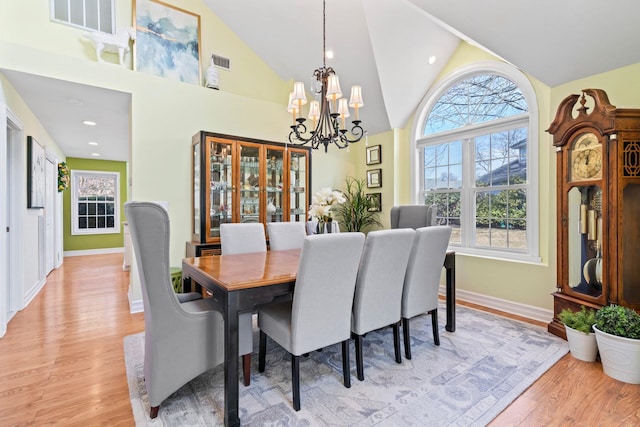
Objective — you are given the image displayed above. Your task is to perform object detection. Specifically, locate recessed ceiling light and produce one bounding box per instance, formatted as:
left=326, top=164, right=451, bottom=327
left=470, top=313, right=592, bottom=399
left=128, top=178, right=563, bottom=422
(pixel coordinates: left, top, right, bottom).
left=83, top=120, right=97, bottom=126
left=88, top=141, right=99, bottom=146
left=428, top=56, right=437, bottom=65
left=91, top=153, right=100, bottom=157
left=325, top=50, right=334, bottom=59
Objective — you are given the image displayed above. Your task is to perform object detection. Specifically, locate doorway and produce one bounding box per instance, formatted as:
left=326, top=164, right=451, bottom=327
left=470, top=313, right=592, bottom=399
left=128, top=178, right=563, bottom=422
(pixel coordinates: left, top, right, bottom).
left=1, top=107, right=24, bottom=336
left=45, top=156, right=55, bottom=275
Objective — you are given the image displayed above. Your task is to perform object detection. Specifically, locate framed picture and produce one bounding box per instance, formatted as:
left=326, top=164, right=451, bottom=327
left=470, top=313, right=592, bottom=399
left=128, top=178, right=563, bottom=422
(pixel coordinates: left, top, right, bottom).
left=366, top=193, right=381, bottom=212
left=366, top=144, right=381, bottom=165
left=134, top=0, right=201, bottom=85
left=367, top=168, right=382, bottom=188
left=27, top=136, right=45, bottom=208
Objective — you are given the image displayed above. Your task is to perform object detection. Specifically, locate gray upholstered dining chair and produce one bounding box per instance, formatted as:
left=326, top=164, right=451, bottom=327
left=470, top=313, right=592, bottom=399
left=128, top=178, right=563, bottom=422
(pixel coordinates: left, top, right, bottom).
left=401, top=225, right=452, bottom=359
left=257, top=232, right=365, bottom=411
left=219, top=222, right=267, bottom=386
left=125, top=202, right=231, bottom=419
left=390, top=204, right=438, bottom=229
left=220, top=222, right=267, bottom=255
left=351, top=228, right=415, bottom=381
left=267, top=221, right=306, bottom=251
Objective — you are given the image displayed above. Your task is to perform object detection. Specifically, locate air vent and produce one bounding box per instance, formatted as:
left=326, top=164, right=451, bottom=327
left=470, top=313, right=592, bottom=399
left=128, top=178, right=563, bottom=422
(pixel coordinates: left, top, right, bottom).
left=211, top=54, right=231, bottom=70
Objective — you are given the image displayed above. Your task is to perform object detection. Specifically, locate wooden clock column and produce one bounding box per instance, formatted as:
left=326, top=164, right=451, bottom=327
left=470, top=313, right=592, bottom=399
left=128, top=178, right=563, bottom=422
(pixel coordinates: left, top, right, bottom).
left=547, top=89, right=640, bottom=338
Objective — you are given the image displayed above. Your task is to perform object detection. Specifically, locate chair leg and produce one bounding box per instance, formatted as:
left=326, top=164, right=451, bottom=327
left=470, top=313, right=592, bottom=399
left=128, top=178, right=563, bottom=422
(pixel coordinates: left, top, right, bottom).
left=242, top=354, right=251, bottom=386
left=150, top=406, right=159, bottom=419
left=402, top=317, right=412, bottom=360
left=342, top=339, right=351, bottom=388
left=354, top=334, right=364, bottom=381
left=258, top=330, right=267, bottom=373
left=392, top=321, right=402, bottom=364
left=292, top=354, right=301, bottom=411
left=431, top=308, right=440, bottom=346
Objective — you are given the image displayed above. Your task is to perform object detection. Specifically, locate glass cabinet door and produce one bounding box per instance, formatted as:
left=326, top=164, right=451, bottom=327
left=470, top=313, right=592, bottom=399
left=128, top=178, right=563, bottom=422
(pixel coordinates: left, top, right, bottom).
left=238, top=143, right=261, bottom=224
left=265, top=147, right=285, bottom=223
left=289, top=149, right=308, bottom=222
left=208, top=139, right=234, bottom=238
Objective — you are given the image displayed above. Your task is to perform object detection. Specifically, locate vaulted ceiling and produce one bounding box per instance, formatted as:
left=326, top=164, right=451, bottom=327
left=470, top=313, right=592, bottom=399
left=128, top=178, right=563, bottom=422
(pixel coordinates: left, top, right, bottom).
left=4, top=0, right=640, bottom=161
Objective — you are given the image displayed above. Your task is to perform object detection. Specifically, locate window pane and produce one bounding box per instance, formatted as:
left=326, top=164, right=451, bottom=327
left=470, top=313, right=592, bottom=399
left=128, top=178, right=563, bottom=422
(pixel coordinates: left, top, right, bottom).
left=449, top=164, right=462, bottom=189
left=54, top=0, right=69, bottom=21
left=449, top=140, right=462, bottom=164
left=99, top=0, right=113, bottom=32
left=107, top=216, right=115, bottom=228
left=85, top=0, right=99, bottom=30
left=98, top=217, right=106, bottom=228
left=424, top=166, right=436, bottom=190
left=424, top=75, right=527, bottom=135
left=79, top=217, right=87, bottom=229
left=70, top=0, right=84, bottom=26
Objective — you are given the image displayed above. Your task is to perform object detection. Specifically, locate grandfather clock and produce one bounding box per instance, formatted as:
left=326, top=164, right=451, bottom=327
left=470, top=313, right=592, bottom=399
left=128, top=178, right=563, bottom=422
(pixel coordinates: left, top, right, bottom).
left=547, top=89, right=640, bottom=338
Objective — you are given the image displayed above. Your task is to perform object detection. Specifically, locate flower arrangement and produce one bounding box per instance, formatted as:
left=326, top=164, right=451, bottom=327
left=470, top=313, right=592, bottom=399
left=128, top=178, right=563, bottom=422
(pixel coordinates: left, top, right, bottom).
left=308, top=187, right=346, bottom=226
left=58, top=162, right=70, bottom=192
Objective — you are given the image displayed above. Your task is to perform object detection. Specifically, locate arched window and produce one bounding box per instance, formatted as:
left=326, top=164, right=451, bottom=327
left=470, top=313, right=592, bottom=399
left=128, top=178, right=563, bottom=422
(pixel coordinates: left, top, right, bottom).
left=412, top=62, right=539, bottom=261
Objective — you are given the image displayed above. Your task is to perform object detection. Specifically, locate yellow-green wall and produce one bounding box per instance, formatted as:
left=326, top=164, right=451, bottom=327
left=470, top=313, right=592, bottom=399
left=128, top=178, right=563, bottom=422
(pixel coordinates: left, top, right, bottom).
left=63, top=158, right=128, bottom=251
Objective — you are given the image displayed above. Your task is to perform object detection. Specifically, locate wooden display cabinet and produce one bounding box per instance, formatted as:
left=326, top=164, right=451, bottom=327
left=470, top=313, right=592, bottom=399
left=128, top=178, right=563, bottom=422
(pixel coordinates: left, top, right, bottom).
left=547, top=89, right=640, bottom=338
left=188, top=131, right=311, bottom=256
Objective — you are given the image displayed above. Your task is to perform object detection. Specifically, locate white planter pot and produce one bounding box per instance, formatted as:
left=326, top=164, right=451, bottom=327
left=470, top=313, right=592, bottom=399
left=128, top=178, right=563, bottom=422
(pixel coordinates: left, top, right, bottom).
left=564, top=325, right=598, bottom=362
left=593, top=325, right=640, bottom=384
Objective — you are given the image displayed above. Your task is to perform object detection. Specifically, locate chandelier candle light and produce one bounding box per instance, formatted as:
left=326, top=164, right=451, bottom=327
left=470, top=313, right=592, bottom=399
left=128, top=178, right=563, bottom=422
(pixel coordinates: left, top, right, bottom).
left=288, top=0, right=366, bottom=152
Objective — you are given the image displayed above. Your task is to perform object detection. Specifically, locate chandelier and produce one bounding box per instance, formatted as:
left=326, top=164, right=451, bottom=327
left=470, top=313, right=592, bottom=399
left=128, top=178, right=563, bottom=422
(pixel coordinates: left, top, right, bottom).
left=287, top=0, right=366, bottom=152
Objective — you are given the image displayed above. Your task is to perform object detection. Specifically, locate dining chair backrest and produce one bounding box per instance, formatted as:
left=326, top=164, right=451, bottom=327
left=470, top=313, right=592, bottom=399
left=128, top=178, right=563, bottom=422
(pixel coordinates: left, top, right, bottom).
left=390, top=204, right=438, bottom=229
left=267, top=222, right=307, bottom=251
left=220, top=222, right=267, bottom=255
left=125, top=202, right=190, bottom=327
left=352, top=228, right=415, bottom=335
left=401, top=226, right=452, bottom=319
left=290, top=232, right=365, bottom=355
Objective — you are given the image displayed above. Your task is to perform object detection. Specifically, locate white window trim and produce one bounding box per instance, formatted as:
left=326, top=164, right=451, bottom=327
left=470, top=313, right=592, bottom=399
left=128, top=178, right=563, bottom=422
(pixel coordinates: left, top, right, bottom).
left=411, top=61, right=540, bottom=263
left=71, top=170, right=121, bottom=235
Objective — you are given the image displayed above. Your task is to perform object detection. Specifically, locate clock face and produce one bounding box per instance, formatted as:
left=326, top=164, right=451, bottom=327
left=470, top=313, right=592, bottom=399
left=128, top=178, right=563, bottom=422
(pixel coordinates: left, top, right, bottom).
left=570, top=133, right=602, bottom=181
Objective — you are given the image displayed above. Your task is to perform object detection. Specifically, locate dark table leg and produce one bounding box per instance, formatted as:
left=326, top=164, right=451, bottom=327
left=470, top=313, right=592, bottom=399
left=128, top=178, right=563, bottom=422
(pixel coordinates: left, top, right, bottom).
left=444, top=251, right=456, bottom=332
left=224, top=292, right=240, bottom=427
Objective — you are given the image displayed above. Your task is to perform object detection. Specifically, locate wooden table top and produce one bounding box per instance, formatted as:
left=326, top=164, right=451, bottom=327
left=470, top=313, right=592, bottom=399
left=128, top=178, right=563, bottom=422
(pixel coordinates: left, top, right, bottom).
left=183, top=249, right=300, bottom=291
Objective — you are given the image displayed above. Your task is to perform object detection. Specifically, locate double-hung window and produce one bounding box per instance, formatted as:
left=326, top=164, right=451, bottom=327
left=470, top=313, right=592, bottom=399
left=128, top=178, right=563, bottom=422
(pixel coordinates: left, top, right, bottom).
left=414, top=63, right=539, bottom=261
left=71, top=170, right=120, bottom=235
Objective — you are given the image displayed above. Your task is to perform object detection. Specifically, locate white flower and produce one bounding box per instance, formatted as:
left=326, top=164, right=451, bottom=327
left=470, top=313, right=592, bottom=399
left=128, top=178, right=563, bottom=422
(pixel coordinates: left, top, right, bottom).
left=308, top=187, right=345, bottom=221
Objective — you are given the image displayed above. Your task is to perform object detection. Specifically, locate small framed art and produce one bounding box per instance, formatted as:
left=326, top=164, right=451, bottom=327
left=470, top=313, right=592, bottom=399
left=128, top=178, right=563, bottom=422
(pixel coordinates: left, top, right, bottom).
left=366, top=144, right=381, bottom=165
left=367, top=169, right=382, bottom=188
left=366, top=193, right=381, bottom=212
left=27, top=136, right=46, bottom=208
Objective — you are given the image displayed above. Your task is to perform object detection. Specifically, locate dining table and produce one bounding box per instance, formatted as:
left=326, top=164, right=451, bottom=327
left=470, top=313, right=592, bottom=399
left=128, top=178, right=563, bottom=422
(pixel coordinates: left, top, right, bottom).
left=182, top=249, right=456, bottom=427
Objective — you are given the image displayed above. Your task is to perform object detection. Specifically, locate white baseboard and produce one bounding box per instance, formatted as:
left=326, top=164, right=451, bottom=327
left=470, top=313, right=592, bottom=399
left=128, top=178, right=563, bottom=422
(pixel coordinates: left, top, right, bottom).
left=24, top=277, right=46, bottom=308
left=440, top=285, right=554, bottom=324
left=128, top=287, right=143, bottom=313
left=64, top=247, right=124, bottom=257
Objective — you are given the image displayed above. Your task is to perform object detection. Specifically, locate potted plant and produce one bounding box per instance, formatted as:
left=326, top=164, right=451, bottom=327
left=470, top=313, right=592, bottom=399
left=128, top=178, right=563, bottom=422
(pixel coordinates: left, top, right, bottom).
left=334, top=176, right=382, bottom=232
left=558, top=306, right=598, bottom=362
left=593, top=305, right=640, bottom=384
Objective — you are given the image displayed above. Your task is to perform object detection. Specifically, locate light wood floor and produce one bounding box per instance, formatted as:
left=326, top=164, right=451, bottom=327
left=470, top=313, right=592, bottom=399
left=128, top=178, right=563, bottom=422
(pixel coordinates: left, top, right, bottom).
left=1, top=254, right=638, bottom=426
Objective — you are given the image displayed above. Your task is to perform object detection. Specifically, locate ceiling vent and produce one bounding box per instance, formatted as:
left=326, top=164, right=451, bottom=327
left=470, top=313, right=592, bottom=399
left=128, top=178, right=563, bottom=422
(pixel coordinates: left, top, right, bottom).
left=211, top=54, right=231, bottom=70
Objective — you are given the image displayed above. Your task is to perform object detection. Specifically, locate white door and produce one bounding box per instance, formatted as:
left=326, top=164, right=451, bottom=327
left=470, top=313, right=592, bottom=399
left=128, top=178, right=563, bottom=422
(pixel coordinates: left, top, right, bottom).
left=45, top=157, right=55, bottom=275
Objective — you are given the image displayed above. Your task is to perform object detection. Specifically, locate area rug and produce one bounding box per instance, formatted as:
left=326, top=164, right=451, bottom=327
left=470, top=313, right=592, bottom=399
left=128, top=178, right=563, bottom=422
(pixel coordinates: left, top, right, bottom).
left=124, top=303, right=567, bottom=426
